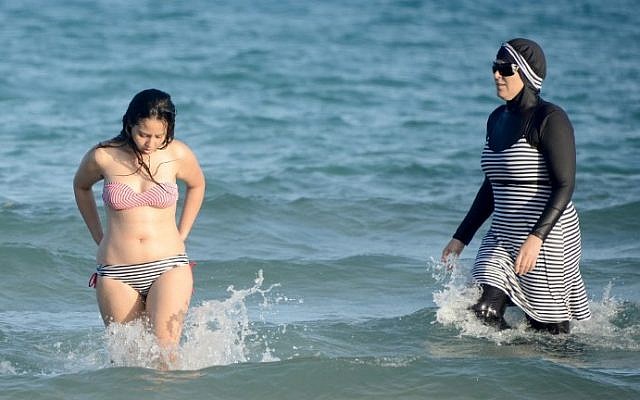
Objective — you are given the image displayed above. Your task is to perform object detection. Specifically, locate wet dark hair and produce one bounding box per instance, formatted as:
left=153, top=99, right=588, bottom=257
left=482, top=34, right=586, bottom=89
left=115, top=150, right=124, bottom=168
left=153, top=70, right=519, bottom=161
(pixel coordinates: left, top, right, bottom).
left=99, top=89, right=176, bottom=182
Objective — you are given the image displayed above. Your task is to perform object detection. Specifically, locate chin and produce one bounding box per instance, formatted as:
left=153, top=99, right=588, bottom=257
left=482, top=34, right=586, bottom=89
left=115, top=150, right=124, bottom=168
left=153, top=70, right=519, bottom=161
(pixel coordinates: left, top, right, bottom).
left=496, top=90, right=512, bottom=101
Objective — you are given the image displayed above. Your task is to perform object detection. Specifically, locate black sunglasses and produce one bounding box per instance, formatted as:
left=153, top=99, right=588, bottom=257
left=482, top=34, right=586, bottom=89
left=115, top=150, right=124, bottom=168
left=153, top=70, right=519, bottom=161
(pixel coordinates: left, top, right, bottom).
left=492, top=62, right=518, bottom=77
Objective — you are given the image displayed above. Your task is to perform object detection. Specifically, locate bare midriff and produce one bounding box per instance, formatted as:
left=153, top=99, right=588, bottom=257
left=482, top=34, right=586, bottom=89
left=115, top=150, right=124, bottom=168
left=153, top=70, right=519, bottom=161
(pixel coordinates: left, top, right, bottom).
left=98, top=205, right=185, bottom=264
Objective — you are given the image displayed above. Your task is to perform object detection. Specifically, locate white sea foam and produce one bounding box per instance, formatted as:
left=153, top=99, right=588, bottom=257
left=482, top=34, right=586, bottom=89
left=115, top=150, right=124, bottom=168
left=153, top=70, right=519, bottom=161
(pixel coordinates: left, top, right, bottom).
left=103, top=269, right=282, bottom=370
left=429, top=257, right=640, bottom=349
left=0, top=360, right=17, bottom=375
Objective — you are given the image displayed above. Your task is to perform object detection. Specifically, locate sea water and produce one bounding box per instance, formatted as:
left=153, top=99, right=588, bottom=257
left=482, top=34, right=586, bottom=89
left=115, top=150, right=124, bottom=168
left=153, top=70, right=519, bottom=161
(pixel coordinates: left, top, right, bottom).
left=1, top=0, right=639, bottom=399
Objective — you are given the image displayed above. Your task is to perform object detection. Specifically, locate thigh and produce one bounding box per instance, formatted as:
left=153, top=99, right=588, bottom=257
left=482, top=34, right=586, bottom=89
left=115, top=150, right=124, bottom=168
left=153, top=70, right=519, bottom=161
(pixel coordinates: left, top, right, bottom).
left=145, top=265, right=193, bottom=346
left=95, top=276, right=145, bottom=325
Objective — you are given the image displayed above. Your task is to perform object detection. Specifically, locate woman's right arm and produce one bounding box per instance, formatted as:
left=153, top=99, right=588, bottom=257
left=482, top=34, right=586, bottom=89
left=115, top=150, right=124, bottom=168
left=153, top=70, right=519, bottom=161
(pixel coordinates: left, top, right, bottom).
left=73, top=148, right=104, bottom=245
left=442, top=108, right=501, bottom=262
left=441, top=177, right=494, bottom=261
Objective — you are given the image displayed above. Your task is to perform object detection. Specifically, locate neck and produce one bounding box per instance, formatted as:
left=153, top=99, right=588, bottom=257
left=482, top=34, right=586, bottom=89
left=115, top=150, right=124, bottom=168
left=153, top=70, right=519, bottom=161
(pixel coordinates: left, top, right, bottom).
left=506, top=86, right=539, bottom=112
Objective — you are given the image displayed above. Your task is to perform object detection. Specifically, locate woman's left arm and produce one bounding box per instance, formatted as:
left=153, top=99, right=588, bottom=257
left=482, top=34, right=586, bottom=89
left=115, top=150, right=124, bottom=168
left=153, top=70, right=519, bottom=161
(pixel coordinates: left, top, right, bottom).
left=532, top=107, right=576, bottom=240
left=175, top=141, right=206, bottom=242
left=515, top=106, right=576, bottom=275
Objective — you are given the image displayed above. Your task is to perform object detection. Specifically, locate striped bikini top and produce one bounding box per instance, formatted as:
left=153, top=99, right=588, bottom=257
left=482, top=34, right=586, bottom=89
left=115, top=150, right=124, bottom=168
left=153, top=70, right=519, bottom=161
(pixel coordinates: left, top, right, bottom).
left=102, top=181, right=179, bottom=210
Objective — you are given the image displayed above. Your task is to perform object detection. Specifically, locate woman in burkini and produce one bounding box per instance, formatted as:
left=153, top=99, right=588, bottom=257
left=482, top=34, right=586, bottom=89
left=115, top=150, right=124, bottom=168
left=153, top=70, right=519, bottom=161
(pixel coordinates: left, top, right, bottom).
left=74, top=89, right=205, bottom=360
left=442, top=38, right=591, bottom=334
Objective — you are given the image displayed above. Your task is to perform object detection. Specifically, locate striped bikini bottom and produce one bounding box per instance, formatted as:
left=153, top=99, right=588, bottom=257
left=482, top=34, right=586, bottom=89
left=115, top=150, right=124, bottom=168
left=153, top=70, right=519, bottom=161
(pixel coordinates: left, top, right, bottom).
left=92, top=254, right=190, bottom=297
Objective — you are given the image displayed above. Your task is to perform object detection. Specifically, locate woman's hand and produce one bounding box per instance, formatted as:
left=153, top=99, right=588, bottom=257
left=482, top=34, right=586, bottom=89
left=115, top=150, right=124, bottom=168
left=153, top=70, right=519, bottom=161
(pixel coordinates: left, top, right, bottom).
left=441, top=238, right=465, bottom=267
left=514, top=234, right=543, bottom=275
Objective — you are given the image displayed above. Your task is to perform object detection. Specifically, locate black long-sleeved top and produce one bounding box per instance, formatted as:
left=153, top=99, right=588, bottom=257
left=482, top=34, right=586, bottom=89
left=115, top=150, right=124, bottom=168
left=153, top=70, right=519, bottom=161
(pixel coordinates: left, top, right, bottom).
left=453, top=87, right=577, bottom=245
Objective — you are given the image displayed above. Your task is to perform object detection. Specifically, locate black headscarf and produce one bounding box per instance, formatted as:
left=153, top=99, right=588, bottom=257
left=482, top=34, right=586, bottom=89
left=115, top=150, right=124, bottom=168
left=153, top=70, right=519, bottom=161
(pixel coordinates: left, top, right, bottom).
left=496, top=38, right=546, bottom=92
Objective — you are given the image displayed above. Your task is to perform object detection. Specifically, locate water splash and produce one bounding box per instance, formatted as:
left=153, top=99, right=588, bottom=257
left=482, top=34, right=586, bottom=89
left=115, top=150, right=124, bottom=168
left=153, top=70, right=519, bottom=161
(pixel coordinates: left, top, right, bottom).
left=0, top=360, right=17, bottom=375
left=429, top=257, right=511, bottom=341
left=180, top=269, right=281, bottom=369
left=428, top=257, right=640, bottom=349
left=571, top=282, right=640, bottom=350
left=103, top=269, right=282, bottom=370
left=429, top=256, right=478, bottom=327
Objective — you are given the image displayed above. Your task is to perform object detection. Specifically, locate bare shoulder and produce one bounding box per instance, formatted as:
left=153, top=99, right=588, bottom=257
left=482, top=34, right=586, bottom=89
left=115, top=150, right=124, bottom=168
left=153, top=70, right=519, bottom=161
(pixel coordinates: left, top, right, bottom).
left=168, top=139, right=204, bottom=183
left=167, top=139, right=195, bottom=157
left=91, top=145, right=111, bottom=164
left=166, top=139, right=200, bottom=165
left=77, top=144, right=102, bottom=168
left=75, top=144, right=109, bottom=187
left=92, top=144, right=129, bottom=168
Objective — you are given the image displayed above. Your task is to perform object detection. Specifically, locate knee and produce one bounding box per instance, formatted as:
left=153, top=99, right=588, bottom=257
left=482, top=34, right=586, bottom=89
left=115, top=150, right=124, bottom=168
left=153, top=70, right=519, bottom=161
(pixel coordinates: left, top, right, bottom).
left=526, top=316, right=570, bottom=334
left=472, top=302, right=502, bottom=320
left=471, top=285, right=510, bottom=330
left=471, top=302, right=510, bottom=330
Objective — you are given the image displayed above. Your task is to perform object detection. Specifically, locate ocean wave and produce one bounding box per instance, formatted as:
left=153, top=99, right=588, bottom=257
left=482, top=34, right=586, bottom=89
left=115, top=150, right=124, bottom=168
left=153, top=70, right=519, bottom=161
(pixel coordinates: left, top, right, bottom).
left=580, top=201, right=640, bottom=252
left=581, top=200, right=640, bottom=219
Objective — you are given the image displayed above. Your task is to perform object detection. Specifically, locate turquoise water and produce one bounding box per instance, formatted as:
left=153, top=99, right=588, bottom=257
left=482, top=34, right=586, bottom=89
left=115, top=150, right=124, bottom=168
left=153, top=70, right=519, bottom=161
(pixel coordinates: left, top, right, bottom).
left=1, top=1, right=639, bottom=399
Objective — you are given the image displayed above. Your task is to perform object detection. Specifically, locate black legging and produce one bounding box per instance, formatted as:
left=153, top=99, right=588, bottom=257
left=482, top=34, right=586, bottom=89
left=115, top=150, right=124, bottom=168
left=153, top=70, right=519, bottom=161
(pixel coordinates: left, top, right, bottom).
left=472, top=284, right=570, bottom=334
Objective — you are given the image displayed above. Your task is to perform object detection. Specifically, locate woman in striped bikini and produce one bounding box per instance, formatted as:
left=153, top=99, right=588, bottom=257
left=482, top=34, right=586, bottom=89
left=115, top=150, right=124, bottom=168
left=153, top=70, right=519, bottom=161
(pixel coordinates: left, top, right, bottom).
left=74, top=89, right=205, bottom=361
left=441, top=39, right=591, bottom=334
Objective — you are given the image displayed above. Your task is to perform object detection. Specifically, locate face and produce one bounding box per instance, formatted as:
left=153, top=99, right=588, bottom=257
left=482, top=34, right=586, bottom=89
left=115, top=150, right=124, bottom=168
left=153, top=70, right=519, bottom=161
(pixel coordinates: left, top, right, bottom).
left=493, top=62, right=524, bottom=101
left=131, top=118, right=168, bottom=154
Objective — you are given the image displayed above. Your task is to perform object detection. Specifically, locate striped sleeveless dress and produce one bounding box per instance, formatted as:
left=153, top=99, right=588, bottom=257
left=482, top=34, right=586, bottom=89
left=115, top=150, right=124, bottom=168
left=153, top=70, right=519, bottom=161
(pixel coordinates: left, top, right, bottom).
left=473, top=137, right=591, bottom=323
